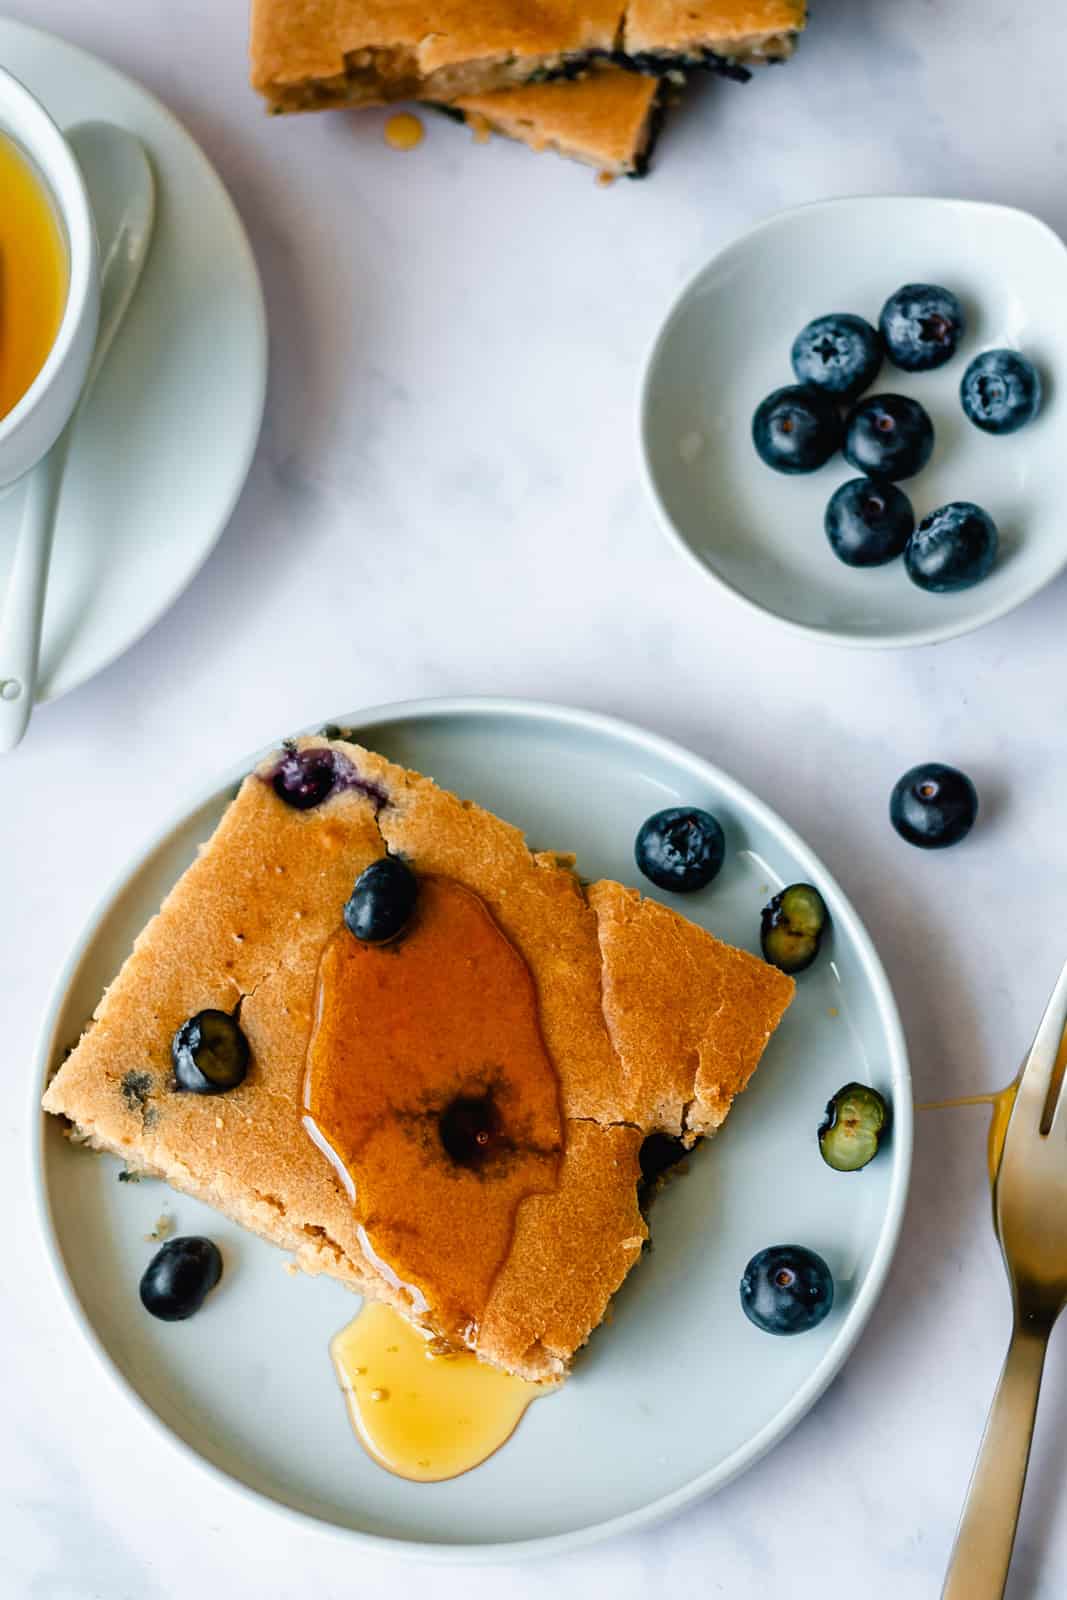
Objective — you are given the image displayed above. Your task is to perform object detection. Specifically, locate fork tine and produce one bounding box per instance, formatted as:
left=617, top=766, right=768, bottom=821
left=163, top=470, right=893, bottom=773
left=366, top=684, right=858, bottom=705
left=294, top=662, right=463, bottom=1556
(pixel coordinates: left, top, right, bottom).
left=1012, top=956, right=1067, bottom=1135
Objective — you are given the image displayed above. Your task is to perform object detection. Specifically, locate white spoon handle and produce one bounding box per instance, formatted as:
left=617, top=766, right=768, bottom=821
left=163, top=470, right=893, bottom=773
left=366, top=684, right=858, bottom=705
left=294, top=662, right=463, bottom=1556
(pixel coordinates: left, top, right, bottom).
left=0, top=429, right=71, bottom=753
left=0, top=123, right=154, bottom=752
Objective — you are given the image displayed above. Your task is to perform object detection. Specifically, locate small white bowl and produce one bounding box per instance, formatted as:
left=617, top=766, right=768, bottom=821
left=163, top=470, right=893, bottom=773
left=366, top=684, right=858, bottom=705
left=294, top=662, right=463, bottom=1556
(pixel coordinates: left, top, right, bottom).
left=0, top=66, right=98, bottom=488
left=640, top=196, right=1067, bottom=649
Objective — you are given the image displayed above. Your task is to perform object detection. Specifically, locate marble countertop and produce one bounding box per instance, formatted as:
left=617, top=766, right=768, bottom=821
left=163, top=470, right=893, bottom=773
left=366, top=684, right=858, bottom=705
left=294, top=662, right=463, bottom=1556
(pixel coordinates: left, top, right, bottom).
left=6, top=0, right=1067, bottom=1594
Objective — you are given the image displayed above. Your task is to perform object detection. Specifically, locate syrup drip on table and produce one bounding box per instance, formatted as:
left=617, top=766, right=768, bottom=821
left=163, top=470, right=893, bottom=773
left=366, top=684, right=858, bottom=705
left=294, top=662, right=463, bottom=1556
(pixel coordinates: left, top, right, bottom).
left=384, top=113, right=424, bottom=151
left=331, top=1301, right=549, bottom=1482
left=918, top=1083, right=1018, bottom=1184
left=303, top=875, right=563, bottom=1345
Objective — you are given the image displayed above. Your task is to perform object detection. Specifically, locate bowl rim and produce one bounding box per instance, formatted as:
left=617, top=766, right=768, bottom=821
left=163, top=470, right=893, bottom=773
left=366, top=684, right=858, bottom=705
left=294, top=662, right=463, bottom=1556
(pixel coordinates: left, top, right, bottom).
left=0, top=64, right=97, bottom=447
left=638, top=193, right=1067, bottom=652
left=28, top=695, right=913, bottom=1562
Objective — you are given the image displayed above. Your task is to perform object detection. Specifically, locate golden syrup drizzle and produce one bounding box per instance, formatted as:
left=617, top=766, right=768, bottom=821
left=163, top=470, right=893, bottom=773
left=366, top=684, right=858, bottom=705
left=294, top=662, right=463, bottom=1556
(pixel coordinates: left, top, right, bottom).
left=0, top=133, right=67, bottom=419
left=384, top=113, right=424, bottom=151
left=917, top=1083, right=1019, bottom=1184
left=303, top=876, right=563, bottom=1345
left=331, top=1302, right=549, bottom=1482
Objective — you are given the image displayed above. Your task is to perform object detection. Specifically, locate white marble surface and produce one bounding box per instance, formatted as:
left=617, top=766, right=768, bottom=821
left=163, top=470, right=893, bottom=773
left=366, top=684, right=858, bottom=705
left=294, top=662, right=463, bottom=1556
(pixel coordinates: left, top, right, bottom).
left=5, top=0, right=1067, bottom=1593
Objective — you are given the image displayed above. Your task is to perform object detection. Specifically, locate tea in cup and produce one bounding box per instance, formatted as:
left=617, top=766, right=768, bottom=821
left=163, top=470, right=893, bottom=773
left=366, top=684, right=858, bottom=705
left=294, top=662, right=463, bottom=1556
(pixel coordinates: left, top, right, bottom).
left=0, top=129, right=68, bottom=422
left=0, top=67, right=98, bottom=488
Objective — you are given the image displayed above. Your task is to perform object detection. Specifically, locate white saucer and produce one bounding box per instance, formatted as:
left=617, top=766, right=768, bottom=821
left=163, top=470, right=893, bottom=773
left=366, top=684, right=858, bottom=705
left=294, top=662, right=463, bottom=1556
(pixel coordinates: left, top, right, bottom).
left=32, top=699, right=911, bottom=1560
left=0, top=21, right=266, bottom=703
left=640, top=196, right=1067, bottom=649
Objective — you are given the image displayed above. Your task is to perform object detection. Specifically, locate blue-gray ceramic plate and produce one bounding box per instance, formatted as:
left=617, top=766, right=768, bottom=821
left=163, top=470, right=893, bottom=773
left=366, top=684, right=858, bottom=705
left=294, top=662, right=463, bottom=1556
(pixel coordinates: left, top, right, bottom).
left=33, top=699, right=911, bottom=1559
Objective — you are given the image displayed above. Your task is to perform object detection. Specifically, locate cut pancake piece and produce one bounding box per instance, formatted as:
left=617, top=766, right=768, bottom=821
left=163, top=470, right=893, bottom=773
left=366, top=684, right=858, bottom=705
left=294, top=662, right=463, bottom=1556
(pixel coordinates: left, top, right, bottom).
left=449, top=71, right=665, bottom=178
left=588, top=878, right=795, bottom=1134
left=250, top=0, right=624, bottom=112
left=43, top=735, right=793, bottom=1380
left=250, top=0, right=805, bottom=112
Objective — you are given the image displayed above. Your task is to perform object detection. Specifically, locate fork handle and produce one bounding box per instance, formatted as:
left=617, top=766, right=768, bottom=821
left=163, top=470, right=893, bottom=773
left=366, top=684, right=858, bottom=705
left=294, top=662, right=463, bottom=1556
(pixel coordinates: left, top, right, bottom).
left=942, top=1318, right=1050, bottom=1599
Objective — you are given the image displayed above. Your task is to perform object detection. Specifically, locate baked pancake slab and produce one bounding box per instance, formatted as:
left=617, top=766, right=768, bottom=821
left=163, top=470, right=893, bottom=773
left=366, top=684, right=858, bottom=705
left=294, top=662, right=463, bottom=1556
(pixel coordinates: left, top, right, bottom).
left=43, top=735, right=793, bottom=1380
left=251, top=0, right=806, bottom=111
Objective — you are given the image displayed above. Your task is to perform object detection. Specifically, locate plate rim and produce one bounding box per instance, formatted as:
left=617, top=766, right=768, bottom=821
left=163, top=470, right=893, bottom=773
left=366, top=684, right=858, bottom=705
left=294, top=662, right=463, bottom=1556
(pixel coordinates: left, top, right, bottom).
left=0, top=17, right=269, bottom=704
left=29, top=695, right=913, bottom=1562
left=638, top=192, right=1067, bottom=652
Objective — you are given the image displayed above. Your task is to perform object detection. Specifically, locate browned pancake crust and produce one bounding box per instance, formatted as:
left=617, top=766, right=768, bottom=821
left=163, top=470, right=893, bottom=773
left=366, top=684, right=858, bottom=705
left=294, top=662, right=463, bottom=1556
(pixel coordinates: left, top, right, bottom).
left=43, top=736, right=793, bottom=1380
left=250, top=0, right=805, bottom=111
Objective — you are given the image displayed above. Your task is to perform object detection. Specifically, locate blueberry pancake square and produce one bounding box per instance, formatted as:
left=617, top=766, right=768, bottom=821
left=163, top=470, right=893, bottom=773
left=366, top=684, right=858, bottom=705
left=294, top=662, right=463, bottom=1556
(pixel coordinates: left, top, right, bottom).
left=250, top=0, right=806, bottom=113
left=43, top=736, right=792, bottom=1381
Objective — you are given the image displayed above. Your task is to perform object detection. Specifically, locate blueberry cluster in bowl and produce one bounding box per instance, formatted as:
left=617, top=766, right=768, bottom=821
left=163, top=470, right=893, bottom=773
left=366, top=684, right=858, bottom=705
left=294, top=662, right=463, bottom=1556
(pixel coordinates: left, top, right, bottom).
left=751, top=284, right=1043, bottom=593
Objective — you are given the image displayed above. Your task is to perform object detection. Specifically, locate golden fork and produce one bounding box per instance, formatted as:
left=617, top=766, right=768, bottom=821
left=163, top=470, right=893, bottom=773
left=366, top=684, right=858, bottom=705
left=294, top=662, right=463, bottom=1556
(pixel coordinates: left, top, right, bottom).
left=942, top=959, right=1067, bottom=1598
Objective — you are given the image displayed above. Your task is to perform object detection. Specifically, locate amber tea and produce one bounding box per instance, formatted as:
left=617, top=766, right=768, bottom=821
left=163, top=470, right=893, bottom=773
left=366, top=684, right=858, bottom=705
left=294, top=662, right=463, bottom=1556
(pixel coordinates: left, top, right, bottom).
left=0, top=130, right=67, bottom=421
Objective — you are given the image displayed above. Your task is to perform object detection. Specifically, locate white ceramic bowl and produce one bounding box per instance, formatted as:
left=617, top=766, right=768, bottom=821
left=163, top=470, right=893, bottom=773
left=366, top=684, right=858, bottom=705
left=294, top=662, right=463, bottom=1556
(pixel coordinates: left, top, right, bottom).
left=640, top=196, right=1067, bottom=649
left=0, top=66, right=98, bottom=487
left=31, top=698, right=911, bottom=1559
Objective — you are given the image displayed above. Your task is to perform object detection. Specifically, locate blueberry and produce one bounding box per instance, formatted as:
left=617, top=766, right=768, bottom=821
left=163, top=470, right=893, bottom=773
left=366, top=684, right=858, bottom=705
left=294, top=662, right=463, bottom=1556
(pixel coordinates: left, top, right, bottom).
left=904, top=501, right=998, bottom=593
left=760, top=883, right=829, bottom=975
left=635, top=807, right=726, bottom=893
left=439, top=1094, right=502, bottom=1169
left=879, top=283, right=965, bottom=372
left=172, top=1010, right=250, bottom=1095
left=844, top=393, right=934, bottom=481
left=790, top=313, right=882, bottom=402
left=140, top=1237, right=223, bottom=1322
left=271, top=746, right=339, bottom=810
left=752, top=385, right=842, bottom=475
left=824, top=478, right=914, bottom=567
left=819, top=1083, right=889, bottom=1172
left=343, top=856, right=418, bottom=944
left=890, top=762, right=978, bottom=849
left=740, top=1245, right=834, bottom=1336
left=961, top=349, right=1042, bottom=434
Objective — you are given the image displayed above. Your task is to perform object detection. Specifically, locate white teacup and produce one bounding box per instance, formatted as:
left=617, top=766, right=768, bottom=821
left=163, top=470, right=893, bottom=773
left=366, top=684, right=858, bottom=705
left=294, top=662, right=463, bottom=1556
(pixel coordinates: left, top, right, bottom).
left=0, top=67, right=99, bottom=489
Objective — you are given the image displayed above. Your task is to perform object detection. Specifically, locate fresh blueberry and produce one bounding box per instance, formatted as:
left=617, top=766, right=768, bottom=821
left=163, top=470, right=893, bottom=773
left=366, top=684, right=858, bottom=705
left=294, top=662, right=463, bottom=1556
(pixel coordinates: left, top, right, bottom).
left=960, top=349, right=1042, bottom=434
left=760, top=883, right=829, bottom=975
left=140, top=1236, right=223, bottom=1322
left=790, top=313, right=882, bottom=402
left=272, top=746, right=338, bottom=810
left=172, top=1010, right=250, bottom=1095
left=819, top=1083, right=890, bottom=1172
left=635, top=807, right=726, bottom=893
left=844, top=393, right=934, bottom=480
left=879, top=283, right=965, bottom=371
left=740, top=1244, right=834, bottom=1336
left=904, top=501, right=998, bottom=593
left=752, top=385, right=842, bottom=474
left=343, top=856, right=418, bottom=944
left=824, top=478, right=914, bottom=567
left=890, top=762, right=978, bottom=849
